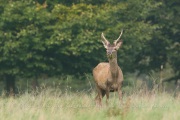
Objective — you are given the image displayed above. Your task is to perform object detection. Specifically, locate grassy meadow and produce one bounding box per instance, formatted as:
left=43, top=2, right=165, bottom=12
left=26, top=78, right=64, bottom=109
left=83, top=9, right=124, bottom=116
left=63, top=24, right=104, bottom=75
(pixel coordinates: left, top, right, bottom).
left=0, top=74, right=180, bottom=120
left=0, top=90, right=180, bottom=120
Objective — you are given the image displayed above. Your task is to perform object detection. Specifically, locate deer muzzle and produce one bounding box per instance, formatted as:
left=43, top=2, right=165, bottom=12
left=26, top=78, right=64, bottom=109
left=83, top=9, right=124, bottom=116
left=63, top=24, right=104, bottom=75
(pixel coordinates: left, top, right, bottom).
left=107, top=52, right=113, bottom=59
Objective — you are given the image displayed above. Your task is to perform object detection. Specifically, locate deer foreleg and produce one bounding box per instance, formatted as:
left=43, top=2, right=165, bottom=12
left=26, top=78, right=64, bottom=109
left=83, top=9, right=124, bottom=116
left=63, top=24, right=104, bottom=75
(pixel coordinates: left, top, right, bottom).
left=117, top=86, right=123, bottom=101
left=95, top=86, right=105, bottom=107
left=105, top=87, right=110, bottom=106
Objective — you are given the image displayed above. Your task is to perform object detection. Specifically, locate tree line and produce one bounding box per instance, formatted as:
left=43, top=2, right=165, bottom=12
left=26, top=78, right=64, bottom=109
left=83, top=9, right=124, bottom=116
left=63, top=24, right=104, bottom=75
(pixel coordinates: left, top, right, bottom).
left=0, top=0, right=179, bottom=95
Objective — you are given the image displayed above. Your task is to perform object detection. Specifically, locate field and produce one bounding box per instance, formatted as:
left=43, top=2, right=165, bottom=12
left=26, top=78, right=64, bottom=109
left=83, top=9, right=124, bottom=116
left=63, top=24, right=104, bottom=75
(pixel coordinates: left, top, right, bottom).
left=0, top=89, right=180, bottom=120
left=0, top=73, right=179, bottom=120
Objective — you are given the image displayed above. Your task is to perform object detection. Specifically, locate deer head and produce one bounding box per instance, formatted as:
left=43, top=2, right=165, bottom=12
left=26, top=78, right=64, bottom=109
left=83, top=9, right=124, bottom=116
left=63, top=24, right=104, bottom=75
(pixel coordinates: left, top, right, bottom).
left=101, top=30, right=123, bottom=60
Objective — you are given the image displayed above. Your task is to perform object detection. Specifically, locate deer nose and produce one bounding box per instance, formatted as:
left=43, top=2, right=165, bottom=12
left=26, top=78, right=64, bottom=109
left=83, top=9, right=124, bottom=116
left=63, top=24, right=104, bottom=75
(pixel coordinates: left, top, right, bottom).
left=107, top=51, right=113, bottom=55
left=107, top=51, right=113, bottom=59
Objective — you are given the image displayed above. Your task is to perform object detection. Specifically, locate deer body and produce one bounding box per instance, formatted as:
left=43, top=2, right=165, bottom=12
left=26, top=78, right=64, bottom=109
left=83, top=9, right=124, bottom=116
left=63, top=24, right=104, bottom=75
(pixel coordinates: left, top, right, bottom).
left=93, top=31, right=124, bottom=106
left=93, top=63, right=123, bottom=91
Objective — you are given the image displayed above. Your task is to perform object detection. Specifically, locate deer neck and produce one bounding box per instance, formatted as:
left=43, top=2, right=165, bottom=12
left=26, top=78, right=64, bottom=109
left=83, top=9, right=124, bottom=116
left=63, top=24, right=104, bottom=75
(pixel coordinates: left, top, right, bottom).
left=109, top=57, right=119, bottom=78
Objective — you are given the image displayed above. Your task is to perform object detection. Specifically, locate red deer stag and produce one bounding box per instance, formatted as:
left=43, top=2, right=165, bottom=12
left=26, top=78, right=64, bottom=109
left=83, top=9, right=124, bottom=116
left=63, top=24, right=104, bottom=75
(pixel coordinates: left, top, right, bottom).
left=93, top=30, right=124, bottom=106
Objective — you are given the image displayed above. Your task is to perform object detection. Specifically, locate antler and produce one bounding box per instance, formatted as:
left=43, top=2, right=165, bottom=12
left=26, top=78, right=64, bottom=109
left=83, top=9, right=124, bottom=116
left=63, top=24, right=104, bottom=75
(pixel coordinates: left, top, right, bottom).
left=114, top=30, right=123, bottom=45
left=101, top=33, right=110, bottom=45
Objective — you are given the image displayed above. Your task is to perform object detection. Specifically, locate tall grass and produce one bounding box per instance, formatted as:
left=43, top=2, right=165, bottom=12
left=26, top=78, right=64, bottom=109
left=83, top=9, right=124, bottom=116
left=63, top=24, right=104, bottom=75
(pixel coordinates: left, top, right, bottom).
left=0, top=72, right=179, bottom=120
left=0, top=88, right=180, bottom=120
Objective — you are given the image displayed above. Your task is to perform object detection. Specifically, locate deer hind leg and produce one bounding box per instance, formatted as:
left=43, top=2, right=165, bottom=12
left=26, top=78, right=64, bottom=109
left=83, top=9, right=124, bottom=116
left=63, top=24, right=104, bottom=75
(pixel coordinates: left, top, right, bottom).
left=95, top=87, right=105, bottom=107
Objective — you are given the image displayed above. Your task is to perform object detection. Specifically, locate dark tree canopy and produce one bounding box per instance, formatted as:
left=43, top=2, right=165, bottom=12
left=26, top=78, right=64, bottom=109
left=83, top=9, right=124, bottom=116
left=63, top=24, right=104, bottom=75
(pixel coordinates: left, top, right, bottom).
left=0, top=0, right=179, bottom=79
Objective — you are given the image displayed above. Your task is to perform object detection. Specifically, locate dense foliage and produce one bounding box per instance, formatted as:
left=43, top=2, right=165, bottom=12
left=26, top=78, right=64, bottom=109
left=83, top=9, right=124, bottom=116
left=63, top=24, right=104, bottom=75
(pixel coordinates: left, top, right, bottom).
left=0, top=0, right=179, bottom=82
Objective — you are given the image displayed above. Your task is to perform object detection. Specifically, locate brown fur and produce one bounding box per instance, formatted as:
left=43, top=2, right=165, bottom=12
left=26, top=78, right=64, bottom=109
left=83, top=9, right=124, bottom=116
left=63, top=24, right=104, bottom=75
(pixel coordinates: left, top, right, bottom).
left=93, top=31, right=124, bottom=106
left=93, top=62, right=123, bottom=106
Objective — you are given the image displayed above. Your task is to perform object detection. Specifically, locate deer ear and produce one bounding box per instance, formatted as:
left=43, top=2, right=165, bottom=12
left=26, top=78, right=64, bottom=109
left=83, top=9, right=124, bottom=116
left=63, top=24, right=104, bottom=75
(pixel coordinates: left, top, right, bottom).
left=115, top=41, right=122, bottom=50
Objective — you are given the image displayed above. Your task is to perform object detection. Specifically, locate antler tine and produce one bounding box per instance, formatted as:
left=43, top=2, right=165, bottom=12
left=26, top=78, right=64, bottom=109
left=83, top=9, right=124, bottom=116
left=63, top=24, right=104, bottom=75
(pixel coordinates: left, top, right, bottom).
left=114, top=30, right=123, bottom=45
left=101, top=32, right=109, bottom=44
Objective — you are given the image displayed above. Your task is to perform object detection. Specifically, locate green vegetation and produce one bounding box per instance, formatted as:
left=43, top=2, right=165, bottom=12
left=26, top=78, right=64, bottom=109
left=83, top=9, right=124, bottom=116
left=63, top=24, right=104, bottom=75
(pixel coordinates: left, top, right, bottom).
left=0, top=89, right=179, bottom=120
left=0, top=72, right=179, bottom=119
left=0, top=0, right=179, bottom=95
left=0, top=0, right=179, bottom=119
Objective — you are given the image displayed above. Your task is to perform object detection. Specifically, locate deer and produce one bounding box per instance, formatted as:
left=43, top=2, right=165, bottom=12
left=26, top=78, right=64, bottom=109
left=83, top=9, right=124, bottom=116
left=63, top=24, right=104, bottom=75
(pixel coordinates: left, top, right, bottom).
left=93, top=30, right=124, bottom=106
